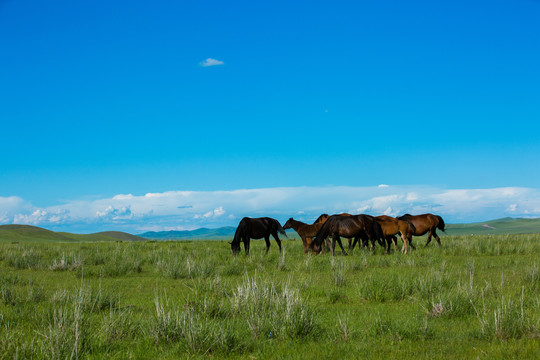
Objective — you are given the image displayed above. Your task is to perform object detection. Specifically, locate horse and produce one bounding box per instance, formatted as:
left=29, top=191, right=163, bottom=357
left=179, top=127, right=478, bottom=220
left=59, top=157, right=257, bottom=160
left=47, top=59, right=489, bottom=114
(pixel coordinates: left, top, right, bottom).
left=397, top=213, right=445, bottom=247
left=373, top=215, right=416, bottom=254
left=230, top=217, right=287, bottom=255
left=283, top=218, right=324, bottom=254
left=314, top=213, right=354, bottom=251
left=311, top=214, right=383, bottom=255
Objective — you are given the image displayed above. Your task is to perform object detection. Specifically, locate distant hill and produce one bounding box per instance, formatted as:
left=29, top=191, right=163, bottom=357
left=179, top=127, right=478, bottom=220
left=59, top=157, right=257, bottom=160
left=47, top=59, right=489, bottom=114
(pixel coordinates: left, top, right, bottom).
left=0, top=225, right=147, bottom=242
left=0, top=224, right=75, bottom=242
left=139, top=227, right=237, bottom=240
left=445, top=217, right=540, bottom=236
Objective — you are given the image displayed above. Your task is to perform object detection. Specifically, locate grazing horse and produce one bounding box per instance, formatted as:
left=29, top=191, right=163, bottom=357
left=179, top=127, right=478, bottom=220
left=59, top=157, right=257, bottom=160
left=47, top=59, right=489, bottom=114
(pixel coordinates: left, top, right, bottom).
left=314, top=213, right=354, bottom=251
left=311, top=215, right=383, bottom=255
left=283, top=218, right=323, bottom=254
left=397, top=213, right=445, bottom=247
left=374, top=215, right=416, bottom=254
left=230, top=217, right=287, bottom=255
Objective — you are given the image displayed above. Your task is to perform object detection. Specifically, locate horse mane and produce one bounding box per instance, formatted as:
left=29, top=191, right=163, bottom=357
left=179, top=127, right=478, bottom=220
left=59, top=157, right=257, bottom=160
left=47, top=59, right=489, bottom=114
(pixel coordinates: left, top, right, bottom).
left=314, top=214, right=329, bottom=223
left=312, top=215, right=337, bottom=247
left=232, top=217, right=249, bottom=246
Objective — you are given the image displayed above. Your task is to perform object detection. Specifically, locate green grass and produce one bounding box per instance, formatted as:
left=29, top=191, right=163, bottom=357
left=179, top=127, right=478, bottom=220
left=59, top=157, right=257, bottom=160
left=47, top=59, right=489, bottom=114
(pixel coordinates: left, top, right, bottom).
left=0, top=235, right=539, bottom=359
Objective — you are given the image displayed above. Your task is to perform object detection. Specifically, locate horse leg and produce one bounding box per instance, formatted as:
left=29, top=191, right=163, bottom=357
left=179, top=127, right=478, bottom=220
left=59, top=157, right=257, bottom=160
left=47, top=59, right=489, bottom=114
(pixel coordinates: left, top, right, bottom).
left=347, top=238, right=353, bottom=252
left=425, top=231, right=433, bottom=247
left=303, top=236, right=309, bottom=254
left=402, top=235, right=408, bottom=254
left=244, top=236, right=250, bottom=255
left=433, top=231, right=442, bottom=246
left=334, top=235, right=347, bottom=256
left=391, top=235, right=398, bottom=251
left=351, top=237, right=360, bottom=251
left=272, top=232, right=282, bottom=253
left=408, top=237, right=416, bottom=250
left=264, top=235, right=271, bottom=254
left=385, top=236, right=391, bottom=254
left=325, top=237, right=332, bottom=253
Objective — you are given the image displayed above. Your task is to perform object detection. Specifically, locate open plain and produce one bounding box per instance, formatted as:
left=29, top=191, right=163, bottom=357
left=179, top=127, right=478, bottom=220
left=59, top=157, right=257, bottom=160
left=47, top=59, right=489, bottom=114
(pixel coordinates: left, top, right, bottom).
left=0, top=233, right=538, bottom=359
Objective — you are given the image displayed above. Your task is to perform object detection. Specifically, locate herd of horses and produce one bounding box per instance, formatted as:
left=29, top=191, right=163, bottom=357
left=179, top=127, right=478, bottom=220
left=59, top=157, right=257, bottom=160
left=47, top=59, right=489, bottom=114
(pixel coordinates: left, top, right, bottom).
left=229, top=213, right=445, bottom=256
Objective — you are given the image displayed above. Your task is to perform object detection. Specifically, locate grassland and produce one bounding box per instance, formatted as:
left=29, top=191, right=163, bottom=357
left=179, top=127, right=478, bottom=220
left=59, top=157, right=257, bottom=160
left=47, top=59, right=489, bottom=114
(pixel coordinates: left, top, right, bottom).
left=0, top=234, right=539, bottom=359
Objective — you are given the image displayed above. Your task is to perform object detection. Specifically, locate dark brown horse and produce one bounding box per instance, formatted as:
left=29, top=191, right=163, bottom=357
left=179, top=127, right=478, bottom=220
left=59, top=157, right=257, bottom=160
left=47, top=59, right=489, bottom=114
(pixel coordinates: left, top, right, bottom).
left=374, top=215, right=416, bottom=254
left=397, top=213, right=445, bottom=247
left=283, top=218, right=323, bottom=254
left=314, top=213, right=354, bottom=251
left=311, top=214, right=383, bottom=255
left=230, top=217, right=287, bottom=255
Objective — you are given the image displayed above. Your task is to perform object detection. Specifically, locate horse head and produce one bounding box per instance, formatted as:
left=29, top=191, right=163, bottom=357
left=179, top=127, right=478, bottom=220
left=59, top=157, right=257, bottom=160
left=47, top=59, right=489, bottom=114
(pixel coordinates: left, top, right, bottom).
left=283, top=218, right=294, bottom=229
left=230, top=240, right=241, bottom=255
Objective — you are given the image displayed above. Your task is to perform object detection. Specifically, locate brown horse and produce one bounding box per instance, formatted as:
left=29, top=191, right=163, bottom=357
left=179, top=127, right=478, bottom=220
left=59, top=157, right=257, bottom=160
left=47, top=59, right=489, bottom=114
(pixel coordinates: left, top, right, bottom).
left=374, top=215, right=416, bottom=254
left=283, top=218, right=323, bottom=254
left=314, top=213, right=354, bottom=251
left=230, top=217, right=287, bottom=255
left=311, top=214, right=383, bottom=255
left=397, top=213, right=445, bottom=247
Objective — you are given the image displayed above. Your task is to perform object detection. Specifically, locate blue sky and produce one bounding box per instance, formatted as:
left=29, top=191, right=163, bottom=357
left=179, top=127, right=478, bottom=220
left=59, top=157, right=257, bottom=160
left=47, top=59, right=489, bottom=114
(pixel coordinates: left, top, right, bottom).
left=1, top=0, right=539, bottom=232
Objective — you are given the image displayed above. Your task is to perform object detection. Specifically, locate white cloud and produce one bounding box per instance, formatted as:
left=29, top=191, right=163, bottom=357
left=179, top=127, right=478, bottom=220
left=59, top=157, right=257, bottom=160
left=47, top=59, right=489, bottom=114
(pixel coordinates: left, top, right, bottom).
left=199, top=58, right=224, bottom=67
left=1, top=186, right=539, bottom=232
left=96, top=205, right=132, bottom=220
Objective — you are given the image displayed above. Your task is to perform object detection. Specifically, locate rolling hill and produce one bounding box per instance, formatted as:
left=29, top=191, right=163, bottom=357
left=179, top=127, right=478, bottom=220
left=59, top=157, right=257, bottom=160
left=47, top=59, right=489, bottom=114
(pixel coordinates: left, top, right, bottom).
left=0, top=225, right=147, bottom=242
left=444, top=217, right=540, bottom=236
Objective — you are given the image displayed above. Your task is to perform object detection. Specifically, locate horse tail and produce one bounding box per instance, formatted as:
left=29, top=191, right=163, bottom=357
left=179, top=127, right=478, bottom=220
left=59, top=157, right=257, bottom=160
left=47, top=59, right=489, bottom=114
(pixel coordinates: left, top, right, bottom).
left=436, top=216, right=446, bottom=232
left=408, top=221, right=416, bottom=234
left=371, top=217, right=385, bottom=246
left=276, top=221, right=288, bottom=237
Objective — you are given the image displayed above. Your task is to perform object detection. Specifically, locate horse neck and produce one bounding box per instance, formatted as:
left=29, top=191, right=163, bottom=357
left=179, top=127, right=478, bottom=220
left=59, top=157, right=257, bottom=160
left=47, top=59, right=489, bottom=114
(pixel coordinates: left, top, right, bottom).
left=232, top=224, right=246, bottom=244
left=288, top=219, right=306, bottom=230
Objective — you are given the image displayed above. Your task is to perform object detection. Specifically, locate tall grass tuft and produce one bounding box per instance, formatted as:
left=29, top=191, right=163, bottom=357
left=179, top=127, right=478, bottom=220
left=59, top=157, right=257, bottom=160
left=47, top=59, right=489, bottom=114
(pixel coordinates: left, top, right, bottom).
left=39, top=286, right=92, bottom=359
left=231, top=274, right=318, bottom=340
left=6, top=246, right=42, bottom=269
left=474, top=290, right=539, bottom=340
left=150, top=291, right=184, bottom=343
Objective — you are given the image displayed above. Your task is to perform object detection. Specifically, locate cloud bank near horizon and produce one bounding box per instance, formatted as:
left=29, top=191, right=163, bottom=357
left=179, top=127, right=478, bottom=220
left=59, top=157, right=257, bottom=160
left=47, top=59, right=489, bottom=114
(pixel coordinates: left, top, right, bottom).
left=1, top=185, right=539, bottom=233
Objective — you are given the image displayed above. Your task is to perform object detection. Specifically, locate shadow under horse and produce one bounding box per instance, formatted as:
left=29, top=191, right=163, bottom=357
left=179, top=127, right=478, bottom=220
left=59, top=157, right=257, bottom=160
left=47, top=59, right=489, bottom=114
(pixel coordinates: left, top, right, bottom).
left=230, top=217, right=287, bottom=255
left=397, top=213, right=445, bottom=247
left=311, top=214, right=383, bottom=255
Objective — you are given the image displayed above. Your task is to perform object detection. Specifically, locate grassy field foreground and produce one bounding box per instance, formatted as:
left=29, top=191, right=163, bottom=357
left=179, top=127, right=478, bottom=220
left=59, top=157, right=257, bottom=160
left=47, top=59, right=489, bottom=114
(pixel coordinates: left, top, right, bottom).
left=0, top=235, right=539, bottom=359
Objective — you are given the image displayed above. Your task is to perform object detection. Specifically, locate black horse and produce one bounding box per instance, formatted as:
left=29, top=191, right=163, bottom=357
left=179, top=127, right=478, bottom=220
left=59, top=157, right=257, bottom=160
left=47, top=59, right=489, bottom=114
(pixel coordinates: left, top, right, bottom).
left=311, top=214, right=383, bottom=255
left=230, top=217, right=287, bottom=255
